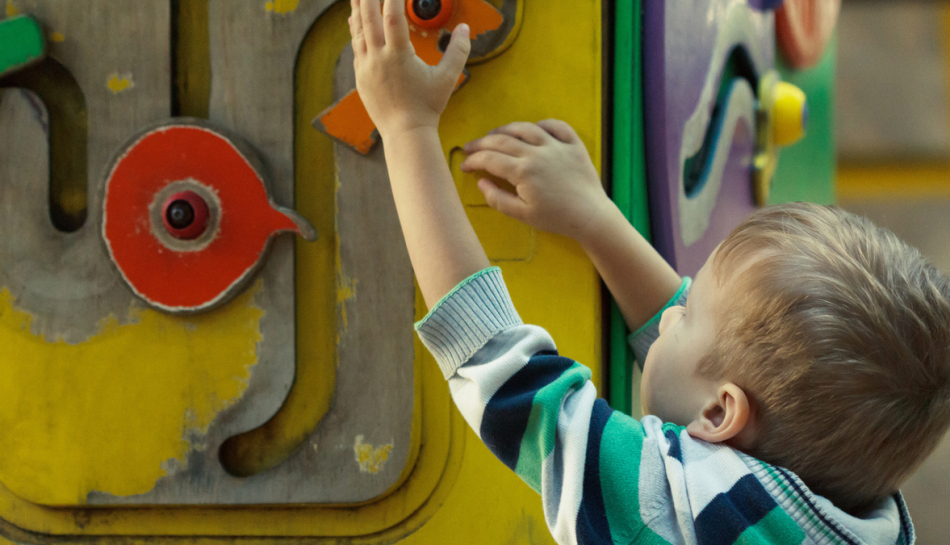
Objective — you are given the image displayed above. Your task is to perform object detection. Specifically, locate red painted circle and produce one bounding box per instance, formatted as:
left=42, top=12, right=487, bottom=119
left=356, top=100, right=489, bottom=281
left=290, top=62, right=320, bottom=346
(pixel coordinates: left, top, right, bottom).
left=776, top=0, right=840, bottom=69
left=162, top=191, right=210, bottom=240
left=103, top=124, right=297, bottom=311
left=407, top=0, right=453, bottom=29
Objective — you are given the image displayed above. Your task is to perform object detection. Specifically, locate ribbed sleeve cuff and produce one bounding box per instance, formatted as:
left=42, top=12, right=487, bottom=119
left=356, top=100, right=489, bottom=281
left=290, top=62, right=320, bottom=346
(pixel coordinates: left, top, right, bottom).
left=415, top=267, right=523, bottom=379
left=628, top=277, right=691, bottom=370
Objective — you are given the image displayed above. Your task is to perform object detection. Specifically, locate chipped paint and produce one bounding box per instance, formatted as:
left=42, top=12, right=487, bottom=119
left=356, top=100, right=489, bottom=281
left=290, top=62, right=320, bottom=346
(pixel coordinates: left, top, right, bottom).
left=50, top=31, right=64, bottom=42
left=107, top=72, right=134, bottom=94
left=0, top=281, right=265, bottom=505
left=5, top=0, right=18, bottom=16
left=353, top=435, right=393, bottom=474
left=265, top=0, right=298, bottom=14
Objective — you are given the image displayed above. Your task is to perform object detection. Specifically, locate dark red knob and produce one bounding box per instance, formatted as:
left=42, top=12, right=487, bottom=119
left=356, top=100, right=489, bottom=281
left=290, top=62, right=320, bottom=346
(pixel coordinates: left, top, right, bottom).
left=162, top=191, right=210, bottom=240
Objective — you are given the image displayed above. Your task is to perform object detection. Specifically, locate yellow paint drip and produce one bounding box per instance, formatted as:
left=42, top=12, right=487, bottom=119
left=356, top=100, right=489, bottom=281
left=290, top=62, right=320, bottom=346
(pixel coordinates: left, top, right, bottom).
left=106, top=73, right=134, bottom=94
left=354, top=435, right=393, bottom=474
left=265, top=0, right=299, bottom=14
left=336, top=270, right=356, bottom=332
left=50, top=31, right=65, bottom=43
left=0, top=282, right=265, bottom=505
left=5, top=0, right=18, bottom=16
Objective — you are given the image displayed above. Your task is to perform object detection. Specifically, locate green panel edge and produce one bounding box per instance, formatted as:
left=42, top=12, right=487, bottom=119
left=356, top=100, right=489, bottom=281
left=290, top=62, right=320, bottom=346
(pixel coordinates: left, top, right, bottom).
left=0, top=15, right=46, bottom=78
left=608, top=0, right=648, bottom=416
left=769, top=34, right=837, bottom=206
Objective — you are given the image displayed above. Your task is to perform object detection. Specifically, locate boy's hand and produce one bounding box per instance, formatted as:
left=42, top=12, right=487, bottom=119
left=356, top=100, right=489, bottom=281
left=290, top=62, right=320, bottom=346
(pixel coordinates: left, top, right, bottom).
left=460, top=120, right=611, bottom=243
left=349, top=0, right=471, bottom=139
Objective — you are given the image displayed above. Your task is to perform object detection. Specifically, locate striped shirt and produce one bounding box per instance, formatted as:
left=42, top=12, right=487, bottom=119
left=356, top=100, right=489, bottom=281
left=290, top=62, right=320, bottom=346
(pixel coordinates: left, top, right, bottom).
left=415, top=267, right=915, bottom=545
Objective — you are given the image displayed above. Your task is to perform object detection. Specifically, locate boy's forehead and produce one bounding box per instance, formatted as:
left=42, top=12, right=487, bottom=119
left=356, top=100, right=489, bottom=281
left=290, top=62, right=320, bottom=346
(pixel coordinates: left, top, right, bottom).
left=694, top=245, right=760, bottom=310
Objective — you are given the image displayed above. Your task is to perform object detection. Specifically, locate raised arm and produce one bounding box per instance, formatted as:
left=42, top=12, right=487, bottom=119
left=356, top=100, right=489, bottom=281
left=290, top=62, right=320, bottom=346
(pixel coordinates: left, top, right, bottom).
left=461, top=120, right=682, bottom=330
left=349, top=0, right=487, bottom=308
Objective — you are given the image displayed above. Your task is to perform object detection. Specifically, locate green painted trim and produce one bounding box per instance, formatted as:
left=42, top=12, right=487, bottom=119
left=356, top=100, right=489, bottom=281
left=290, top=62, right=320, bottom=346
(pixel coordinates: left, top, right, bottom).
left=609, top=0, right=648, bottom=415
left=0, top=15, right=46, bottom=79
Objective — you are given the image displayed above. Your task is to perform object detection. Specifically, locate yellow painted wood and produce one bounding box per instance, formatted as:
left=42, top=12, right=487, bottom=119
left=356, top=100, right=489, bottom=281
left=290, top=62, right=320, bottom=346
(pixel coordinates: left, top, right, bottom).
left=0, top=0, right=601, bottom=541
left=838, top=164, right=950, bottom=200
left=0, top=280, right=266, bottom=505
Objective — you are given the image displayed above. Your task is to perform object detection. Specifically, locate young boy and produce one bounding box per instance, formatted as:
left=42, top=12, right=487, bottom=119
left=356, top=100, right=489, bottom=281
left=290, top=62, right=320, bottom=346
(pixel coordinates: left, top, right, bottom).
left=348, top=0, right=950, bottom=542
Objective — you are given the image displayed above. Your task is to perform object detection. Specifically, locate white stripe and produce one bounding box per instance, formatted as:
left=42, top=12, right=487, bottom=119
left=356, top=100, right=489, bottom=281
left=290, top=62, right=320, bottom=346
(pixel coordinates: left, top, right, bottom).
left=681, top=435, right=754, bottom=513
left=547, top=381, right=597, bottom=545
left=447, top=325, right=556, bottom=438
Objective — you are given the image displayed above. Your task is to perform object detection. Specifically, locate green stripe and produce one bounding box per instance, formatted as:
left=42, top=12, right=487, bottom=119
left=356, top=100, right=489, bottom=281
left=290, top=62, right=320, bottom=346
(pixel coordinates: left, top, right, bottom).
left=757, top=461, right=843, bottom=545
left=735, top=506, right=806, bottom=545
left=600, top=413, right=671, bottom=544
left=629, top=277, right=691, bottom=340
left=514, top=362, right=590, bottom=491
left=0, top=15, right=46, bottom=78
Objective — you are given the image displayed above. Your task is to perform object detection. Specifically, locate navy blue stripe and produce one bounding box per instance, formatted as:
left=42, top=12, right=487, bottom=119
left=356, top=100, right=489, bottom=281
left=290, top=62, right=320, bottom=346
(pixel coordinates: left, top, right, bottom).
left=479, top=352, right=573, bottom=470
left=664, top=428, right=683, bottom=461
left=575, top=399, right=614, bottom=545
left=694, top=474, right=777, bottom=544
left=773, top=466, right=859, bottom=545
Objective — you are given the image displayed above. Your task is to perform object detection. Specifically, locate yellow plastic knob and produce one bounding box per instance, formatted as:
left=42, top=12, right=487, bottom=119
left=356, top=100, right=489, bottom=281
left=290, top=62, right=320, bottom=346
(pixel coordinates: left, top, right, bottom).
left=772, top=81, right=808, bottom=147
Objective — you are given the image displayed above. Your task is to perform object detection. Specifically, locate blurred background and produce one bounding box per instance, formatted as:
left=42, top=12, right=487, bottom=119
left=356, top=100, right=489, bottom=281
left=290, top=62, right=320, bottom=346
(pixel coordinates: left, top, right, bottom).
left=835, top=2, right=950, bottom=541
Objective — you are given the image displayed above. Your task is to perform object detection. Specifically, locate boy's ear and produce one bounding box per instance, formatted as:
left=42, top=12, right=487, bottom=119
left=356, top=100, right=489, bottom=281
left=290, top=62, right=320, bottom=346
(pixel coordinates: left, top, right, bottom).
left=686, top=383, right=752, bottom=444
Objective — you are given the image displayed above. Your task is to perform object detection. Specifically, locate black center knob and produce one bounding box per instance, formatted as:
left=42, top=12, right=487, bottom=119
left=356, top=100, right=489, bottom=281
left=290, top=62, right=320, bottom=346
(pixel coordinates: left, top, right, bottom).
left=166, top=200, right=195, bottom=230
left=412, top=0, right=442, bottom=20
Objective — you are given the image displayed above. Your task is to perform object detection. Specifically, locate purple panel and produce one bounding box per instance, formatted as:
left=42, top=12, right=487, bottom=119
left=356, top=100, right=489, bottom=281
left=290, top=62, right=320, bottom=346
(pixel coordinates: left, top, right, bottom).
left=678, top=121, right=756, bottom=275
left=643, top=0, right=775, bottom=277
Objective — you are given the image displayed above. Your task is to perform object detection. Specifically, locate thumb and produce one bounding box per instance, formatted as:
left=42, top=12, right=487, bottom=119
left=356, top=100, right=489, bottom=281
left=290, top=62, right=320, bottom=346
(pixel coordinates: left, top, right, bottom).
left=478, top=179, right=528, bottom=220
left=437, top=24, right=471, bottom=83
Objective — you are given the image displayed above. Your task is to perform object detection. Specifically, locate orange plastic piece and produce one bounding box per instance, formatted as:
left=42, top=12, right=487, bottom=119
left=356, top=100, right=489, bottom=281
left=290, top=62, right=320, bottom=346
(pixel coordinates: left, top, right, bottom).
left=776, top=0, right=840, bottom=69
left=318, top=90, right=378, bottom=154
left=315, top=0, right=503, bottom=154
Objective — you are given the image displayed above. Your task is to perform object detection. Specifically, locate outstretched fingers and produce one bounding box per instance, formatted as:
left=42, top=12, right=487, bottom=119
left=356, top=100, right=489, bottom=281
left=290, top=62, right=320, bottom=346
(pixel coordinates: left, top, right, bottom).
left=350, top=0, right=367, bottom=57
left=464, top=134, right=531, bottom=158
left=536, top=119, right=579, bottom=144
left=360, top=0, right=385, bottom=49
left=489, top=122, right=552, bottom=146
left=382, top=0, right=411, bottom=50
left=459, top=150, right=521, bottom=182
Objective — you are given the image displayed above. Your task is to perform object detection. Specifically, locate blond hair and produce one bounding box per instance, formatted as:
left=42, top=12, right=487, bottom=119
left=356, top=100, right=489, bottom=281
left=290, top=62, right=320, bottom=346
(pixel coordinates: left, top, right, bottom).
left=699, top=202, right=950, bottom=513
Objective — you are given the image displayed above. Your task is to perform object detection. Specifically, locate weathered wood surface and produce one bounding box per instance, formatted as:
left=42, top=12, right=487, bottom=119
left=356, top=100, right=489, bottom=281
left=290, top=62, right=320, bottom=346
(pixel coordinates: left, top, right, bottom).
left=0, top=0, right=481, bottom=507
left=97, top=2, right=414, bottom=505
left=0, top=0, right=169, bottom=344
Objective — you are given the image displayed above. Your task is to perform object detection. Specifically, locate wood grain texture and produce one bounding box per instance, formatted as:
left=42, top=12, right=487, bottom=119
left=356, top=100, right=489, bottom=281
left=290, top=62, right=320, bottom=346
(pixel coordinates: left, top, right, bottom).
left=97, top=2, right=414, bottom=505
left=0, top=0, right=169, bottom=344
